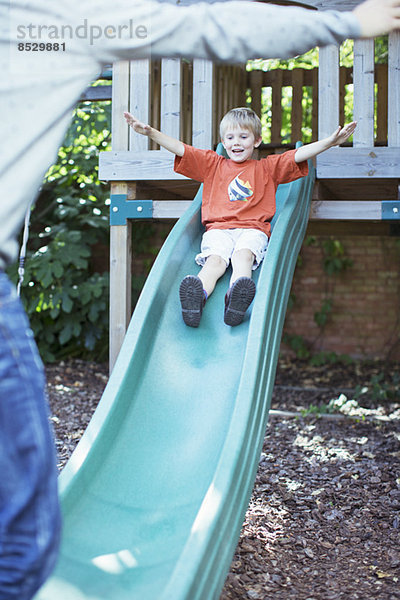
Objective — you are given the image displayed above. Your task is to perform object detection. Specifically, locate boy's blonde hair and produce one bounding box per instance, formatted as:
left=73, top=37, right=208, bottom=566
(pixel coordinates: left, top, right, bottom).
left=220, top=107, right=262, bottom=140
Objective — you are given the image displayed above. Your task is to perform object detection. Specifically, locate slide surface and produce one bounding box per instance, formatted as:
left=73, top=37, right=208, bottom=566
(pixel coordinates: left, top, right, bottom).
left=36, top=150, right=315, bottom=600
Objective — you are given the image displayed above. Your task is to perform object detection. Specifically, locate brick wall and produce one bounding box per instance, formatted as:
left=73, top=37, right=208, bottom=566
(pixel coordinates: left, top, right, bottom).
left=282, top=235, right=400, bottom=360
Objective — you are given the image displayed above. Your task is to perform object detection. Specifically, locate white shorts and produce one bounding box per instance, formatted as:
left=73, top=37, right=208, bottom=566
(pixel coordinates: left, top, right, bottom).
left=195, top=228, right=269, bottom=270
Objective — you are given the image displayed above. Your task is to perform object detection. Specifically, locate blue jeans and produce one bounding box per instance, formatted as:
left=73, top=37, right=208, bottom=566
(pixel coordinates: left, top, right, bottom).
left=0, top=273, right=61, bottom=599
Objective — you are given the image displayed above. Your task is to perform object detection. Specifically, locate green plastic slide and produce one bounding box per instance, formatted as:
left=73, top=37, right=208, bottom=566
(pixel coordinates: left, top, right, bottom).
left=35, top=148, right=315, bottom=600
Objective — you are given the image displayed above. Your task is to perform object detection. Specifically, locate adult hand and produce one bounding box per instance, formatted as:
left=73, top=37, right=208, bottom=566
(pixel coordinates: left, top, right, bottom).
left=353, top=0, right=400, bottom=38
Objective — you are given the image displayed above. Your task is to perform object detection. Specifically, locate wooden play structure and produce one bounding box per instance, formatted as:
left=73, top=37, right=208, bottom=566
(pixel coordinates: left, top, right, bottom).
left=98, top=0, right=400, bottom=369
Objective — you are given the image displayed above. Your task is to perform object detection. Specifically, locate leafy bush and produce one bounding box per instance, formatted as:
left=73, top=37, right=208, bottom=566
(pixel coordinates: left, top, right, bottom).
left=8, top=101, right=112, bottom=362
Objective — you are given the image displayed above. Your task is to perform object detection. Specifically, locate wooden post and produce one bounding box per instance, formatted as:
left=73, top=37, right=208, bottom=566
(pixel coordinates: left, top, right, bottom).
left=318, top=45, right=339, bottom=139
left=192, top=59, right=213, bottom=149
left=388, top=31, right=400, bottom=147
left=339, top=65, right=346, bottom=130
left=376, top=64, right=388, bottom=144
left=353, top=39, right=375, bottom=147
left=129, top=59, right=150, bottom=151
left=161, top=58, right=181, bottom=138
left=311, top=68, right=318, bottom=141
left=251, top=70, right=263, bottom=125
left=110, top=61, right=131, bottom=372
left=291, top=68, right=303, bottom=143
left=271, top=70, right=283, bottom=144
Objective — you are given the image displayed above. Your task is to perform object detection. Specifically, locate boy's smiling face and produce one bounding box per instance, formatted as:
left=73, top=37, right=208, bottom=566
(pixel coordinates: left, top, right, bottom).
left=221, top=126, right=262, bottom=163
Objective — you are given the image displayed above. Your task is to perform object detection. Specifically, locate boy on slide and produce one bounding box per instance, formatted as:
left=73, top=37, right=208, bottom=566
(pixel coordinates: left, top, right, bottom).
left=125, top=108, right=356, bottom=327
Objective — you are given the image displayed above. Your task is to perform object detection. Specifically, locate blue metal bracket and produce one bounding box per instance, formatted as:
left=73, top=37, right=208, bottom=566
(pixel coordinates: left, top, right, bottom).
left=382, top=201, right=400, bottom=221
left=110, top=194, right=153, bottom=225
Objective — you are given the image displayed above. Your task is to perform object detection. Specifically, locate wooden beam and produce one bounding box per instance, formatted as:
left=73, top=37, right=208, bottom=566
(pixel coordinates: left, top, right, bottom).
left=116, top=200, right=390, bottom=222
left=153, top=200, right=192, bottom=219
left=99, top=150, right=188, bottom=181
left=79, top=86, right=112, bottom=102
left=317, top=147, right=400, bottom=178
left=309, top=200, right=381, bottom=220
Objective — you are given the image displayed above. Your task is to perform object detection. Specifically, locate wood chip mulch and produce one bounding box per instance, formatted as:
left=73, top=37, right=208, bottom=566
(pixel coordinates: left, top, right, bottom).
left=46, top=357, right=400, bottom=600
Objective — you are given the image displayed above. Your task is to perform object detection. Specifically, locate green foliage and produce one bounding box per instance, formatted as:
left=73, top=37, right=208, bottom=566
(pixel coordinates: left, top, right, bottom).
left=300, top=393, right=356, bottom=418
left=321, top=239, right=353, bottom=276
left=300, top=402, right=335, bottom=418
left=354, top=372, right=400, bottom=402
left=314, top=298, right=333, bottom=329
left=283, top=334, right=311, bottom=360
left=375, top=36, right=389, bottom=64
left=309, top=351, right=352, bottom=367
left=8, top=99, right=112, bottom=362
left=284, top=236, right=353, bottom=362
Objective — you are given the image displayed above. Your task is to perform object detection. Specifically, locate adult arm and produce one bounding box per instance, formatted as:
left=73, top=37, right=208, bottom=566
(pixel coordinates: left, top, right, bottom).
left=81, top=0, right=360, bottom=65
left=80, top=0, right=400, bottom=65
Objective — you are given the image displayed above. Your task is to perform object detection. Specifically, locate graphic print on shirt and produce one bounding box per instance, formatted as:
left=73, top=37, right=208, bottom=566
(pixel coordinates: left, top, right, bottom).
left=228, top=172, right=254, bottom=202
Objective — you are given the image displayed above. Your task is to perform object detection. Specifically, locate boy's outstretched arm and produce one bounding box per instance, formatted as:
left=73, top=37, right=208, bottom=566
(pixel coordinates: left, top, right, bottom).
left=124, top=112, right=185, bottom=157
left=294, top=122, right=357, bottom=164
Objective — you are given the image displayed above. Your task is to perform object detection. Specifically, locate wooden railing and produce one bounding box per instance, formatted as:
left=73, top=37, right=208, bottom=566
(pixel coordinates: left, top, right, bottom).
left=247, top=63, right=392, bottom=147
left=318, top=35, right=399, bottom=179
left=247, top=33, right=400, bottom=180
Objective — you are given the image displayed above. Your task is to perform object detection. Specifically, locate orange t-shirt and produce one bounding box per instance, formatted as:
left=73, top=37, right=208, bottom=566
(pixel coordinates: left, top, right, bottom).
left=174, top=144, right=308, bottom=237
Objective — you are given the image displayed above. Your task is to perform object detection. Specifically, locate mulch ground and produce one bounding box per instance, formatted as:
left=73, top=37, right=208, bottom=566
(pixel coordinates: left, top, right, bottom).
left=46, top=357, right=400, bottom=600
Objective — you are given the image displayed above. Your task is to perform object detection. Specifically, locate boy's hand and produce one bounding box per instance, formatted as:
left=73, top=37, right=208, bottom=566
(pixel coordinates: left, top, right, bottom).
left=327, top=121, right=357, bottom=147
left=123, top=111, right=185, bottom=156
left=124, top=111, right=152, bottom=136
left=353, top=0, right=400, bottom=38
left=294, top=121, right=357, bottom=163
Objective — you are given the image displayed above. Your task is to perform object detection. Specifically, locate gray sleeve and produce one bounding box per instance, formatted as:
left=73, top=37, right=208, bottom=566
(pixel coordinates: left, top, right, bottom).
left=62, top=0, right=361, bottom=64
left=144, top=2, right=361, bottom=63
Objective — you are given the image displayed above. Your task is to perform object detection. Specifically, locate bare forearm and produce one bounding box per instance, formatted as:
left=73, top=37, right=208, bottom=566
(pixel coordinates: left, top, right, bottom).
left=295, top=122, right=357, bottom=163
left=124, top=111, right=186, bottom=156
left=146, top=128, right=185, bottom=156
left=294, top=138, right=332, bottom=163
